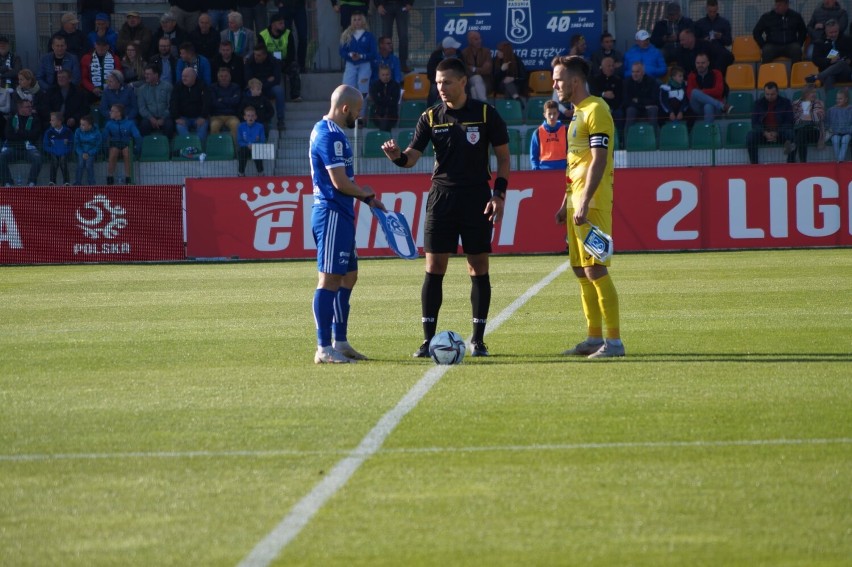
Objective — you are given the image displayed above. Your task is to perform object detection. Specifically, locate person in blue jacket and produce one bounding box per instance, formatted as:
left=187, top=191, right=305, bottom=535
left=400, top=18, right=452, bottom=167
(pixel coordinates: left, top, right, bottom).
left=43, top=111, right=73, bottom=185
left=73, top=114, right=102, bottom=185
left=99, top=70, right=137, bottom=121
left=339, top=11, right=376, bottom=123
left=237, top=105, right=266, bottom=176
left=623, top=30, right=667, bottom=80
left=176, top=41, right=212, bottom=86
left=103, top=102, right=141, bottom=184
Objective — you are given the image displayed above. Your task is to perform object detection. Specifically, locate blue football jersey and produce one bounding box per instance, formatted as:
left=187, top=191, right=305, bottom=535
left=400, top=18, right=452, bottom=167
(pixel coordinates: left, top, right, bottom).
left=309, top=118, right=356, bottom=220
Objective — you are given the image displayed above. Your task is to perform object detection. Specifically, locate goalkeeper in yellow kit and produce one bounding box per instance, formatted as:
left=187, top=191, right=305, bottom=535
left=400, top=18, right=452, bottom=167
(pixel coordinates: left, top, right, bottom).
left=551, top=55, right=625, bottom=358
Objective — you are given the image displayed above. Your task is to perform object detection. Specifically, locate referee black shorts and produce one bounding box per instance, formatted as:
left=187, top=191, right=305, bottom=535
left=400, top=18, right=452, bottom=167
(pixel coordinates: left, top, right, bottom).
left=424, top=182, right=492, bottom=255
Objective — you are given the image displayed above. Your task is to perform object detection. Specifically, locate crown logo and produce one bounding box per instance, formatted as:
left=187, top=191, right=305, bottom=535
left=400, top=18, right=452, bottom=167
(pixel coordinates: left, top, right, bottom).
left=241, top=181, right=303, bottom=216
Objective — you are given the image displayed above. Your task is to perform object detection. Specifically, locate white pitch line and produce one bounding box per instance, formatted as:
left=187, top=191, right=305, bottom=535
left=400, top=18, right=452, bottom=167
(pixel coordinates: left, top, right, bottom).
left=235, top=259, right=572, bottom=567
left=2, top=437, right=850, bottom=463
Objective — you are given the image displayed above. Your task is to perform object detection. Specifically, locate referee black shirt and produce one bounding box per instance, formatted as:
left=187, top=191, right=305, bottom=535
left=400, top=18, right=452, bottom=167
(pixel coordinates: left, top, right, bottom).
left=410, top=98, right=510, bottom=188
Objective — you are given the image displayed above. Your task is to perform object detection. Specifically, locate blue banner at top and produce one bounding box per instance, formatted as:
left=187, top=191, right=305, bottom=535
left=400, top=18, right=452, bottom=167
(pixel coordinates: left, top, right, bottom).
left=436, top=0, right=603, bottom=70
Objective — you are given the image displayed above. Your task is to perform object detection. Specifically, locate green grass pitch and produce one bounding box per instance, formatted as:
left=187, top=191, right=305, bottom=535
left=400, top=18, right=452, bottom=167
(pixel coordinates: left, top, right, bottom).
left=1, top=249, right=851, bottom=566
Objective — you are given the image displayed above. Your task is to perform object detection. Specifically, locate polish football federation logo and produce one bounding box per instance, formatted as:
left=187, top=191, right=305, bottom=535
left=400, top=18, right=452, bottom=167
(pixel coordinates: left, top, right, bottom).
left=76, top=195, right=128, bottom=239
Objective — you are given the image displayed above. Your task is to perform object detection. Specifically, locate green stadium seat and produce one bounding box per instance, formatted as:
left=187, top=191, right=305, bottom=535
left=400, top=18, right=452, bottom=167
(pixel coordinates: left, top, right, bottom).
left=658, top=122, right=689, bottom=150
left=727, top=91, right=754, bottom=118
left=506, top=128, right=523, bottom=154
left=524, top=97, right=549, bottom=124
left=399, top=101, right=426, bottom=128
left=725, top=121, right=751, bottom=148
left=363, top=130, right=392, bottom=157
left=691, top=123, right=722, bottom=149
left=625, top=123, right=657, bottom=151
left=90, top=106, right=107, bottom=128
left=171, top=134, right=204, bottom=160
left=493, top=98, right=524, bottom=126
left=205, top=134, right=235, bottom=161
left=398, top=129, right=433, bottom=156
left=139, top=134, right=170, bottom=162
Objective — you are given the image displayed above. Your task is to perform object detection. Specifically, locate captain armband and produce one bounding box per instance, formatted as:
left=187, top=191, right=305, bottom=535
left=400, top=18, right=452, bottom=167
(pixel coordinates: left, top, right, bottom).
left=393, top=153, right=409, bottom=167
left=492, top=177, right=508, bottom=200
left=589, top=132, right=611, bottom=149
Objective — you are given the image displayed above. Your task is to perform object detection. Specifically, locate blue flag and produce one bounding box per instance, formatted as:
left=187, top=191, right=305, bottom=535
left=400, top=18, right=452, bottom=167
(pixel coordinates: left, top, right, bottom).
left=372, top=208, right=419, bottom=259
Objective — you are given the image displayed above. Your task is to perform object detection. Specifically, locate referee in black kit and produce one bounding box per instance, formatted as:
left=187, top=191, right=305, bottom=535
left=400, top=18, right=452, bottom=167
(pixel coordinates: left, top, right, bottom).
left=382, top=57, right=511, bottom=358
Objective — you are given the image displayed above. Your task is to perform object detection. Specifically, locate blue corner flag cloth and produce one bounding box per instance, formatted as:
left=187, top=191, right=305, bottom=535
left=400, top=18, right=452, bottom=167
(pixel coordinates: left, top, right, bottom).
left=372, top=207, right=419, bottom=259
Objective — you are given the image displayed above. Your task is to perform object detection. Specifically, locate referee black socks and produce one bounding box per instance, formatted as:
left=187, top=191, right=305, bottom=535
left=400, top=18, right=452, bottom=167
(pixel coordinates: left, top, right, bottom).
left=470, top=274, right=491, bottom=343
left=421, top=272, right=444, bottom=340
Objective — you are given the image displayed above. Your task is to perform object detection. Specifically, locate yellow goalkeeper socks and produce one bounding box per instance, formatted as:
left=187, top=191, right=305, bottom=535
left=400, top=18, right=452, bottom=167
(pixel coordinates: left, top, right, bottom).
left=591, top=274, right=620, bottom=340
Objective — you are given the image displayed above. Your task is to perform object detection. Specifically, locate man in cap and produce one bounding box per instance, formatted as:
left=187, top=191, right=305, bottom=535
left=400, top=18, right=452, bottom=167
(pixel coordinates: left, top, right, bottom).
left=623, top=30, right=666, bottom=79
left=258, top=12, right=302, bottom=101
left=426, top=37, right=461, bottom=105
left=50, top=12, right=91, bottom=62
left=152, top=12, right=189, bottom=59
left=88, top=12, right=118, bottom=53
left=78, top=0, right=115, bottom=37
left=651, top=2, right=694, bottom=63
left=81, top=36, right=122, bottom=103
left=117, top=10, right=153, bottom=57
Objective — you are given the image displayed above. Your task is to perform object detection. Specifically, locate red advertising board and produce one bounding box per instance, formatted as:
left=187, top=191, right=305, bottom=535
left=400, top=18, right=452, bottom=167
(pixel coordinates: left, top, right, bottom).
left=0, top=185, right=184, bottom=264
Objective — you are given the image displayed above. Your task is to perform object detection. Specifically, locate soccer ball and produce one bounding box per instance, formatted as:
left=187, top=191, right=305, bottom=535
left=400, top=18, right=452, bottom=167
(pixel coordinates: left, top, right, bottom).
left=429, top=331, right=466, bottom=365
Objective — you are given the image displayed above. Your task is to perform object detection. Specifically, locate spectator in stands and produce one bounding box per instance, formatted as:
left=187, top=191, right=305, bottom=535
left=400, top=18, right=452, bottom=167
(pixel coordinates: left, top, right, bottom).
left=376, top=0, right=413, bottom=72
left=492, top=41, right=527, bottom=106
left=0, top=99, right=42, bottom=186
left=529, top=100, right=567, bottom=171
left=827, top=88, right=852, bottom=161
left=208, top=0, right=235, bottom=33
left=678, top=27, right=733, bottom=75
left=331, top=0, right=369, bottom=30
left=747, top=81, right=795, bottom=164
left=624, top=30, right=667, bottom=79
left=78, top=0, right=115, bottom=37
left=371, top=35, right=402, bottom=85
left=651, top=2, right=693, bottom=63
left=569, top=34, right=590, bottom=61
left=237, top=105, right=266, bottom=176
left=426, top=37, right=461, bottom=105
left=240, top=77, right=274, bottom=135
left=47, top=69, right=86, bottom=129
left=753, top=0, right=807, bottom=63
left=245, top=43, right=286, bottom=130
left=623, top=61, right=659, bottom=133
left=590, top=32, right=623, bottom=76
left=238, top=0, right=269, bottom=35
left=368, top=63, right=400, bottom=131
left=0, top=36, right=23, bottom=87
left=89, top=13, right=118, bottom=53
left=171, top=67, right=210, bottom=143
left=258, top=13, right=302, bottom=102
left=168, top=0, right=203, bottom=34
left=791, top=85, right=825, bottom=163
left=461, top=30, right=492, bottom=102
left=51, top=12, right=90, bottom=63
left=152, top=12, right=189, bottom=59
left=43, top=111, right=73, bottom=186
left=209, top=67, right=242, bottom=146
left=104, top=102, right=141, bottom=184
left=100, top=70, right=137, bottom=121
left=137, top=64, right=175, bottom=137
left=37, top=36, right=82, bottom=91
left=190, top=13, right=222, bottom=62
left=590, top=55, right=623, bottom=125
left=695, top=0, right=732, bottom=54
left=659, top=65, right=687, bottom=124
left=222, top=11, right=256, bottom=59
left=177, top=42, right=212, bottom=86
left=73, top=114, right=101, bottom=185
left=149, top=37, right=179, bottom=85
left=13, top=70, right=50, bottom=126
left=121, top=44, right=146, bottom=87
left=808, top=19, right=852, bottom=88
left=808, top=0, right=848, bottom=46
left=687, top=53, right=731, bottom=124
left=279, top=0, right=309, bottom=73
left=117, top=11, right=153, bottom=57
left=339, top=11, right=376, bottom=122
left=82, top=38, right=122, bottom=104
left=212, top=40, right=246, bottom=88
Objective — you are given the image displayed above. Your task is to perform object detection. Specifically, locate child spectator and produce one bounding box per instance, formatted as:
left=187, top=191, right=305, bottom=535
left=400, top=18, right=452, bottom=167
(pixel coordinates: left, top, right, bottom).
left=792, top=85, right=825, bottom=163
left=659, top=65, right=687, bottom=123
left=827, top=88, right=852, bottom=161
left=237, top=105, right=265, bottom=176
left=339, top=11, right=376, bottom=124
left=368, top=64, right=400, bottom=132
left=530, top=100, right=568, bottom=171
left=73, top=114, right=102, bottom=185
left=239, top=78, right=274, bottom=136
left=42, top=111, right=73, bottom=185
left=104, top=103, right=141, bottom=185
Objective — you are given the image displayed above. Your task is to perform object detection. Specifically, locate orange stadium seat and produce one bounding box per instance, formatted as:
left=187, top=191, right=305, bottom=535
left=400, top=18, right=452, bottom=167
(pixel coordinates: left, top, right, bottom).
left=757, top=62, right=788, bottom=89
left=402, top=73, right=430, bottom=100
left=790, top=61, right=819, bottom=88
left=726, top=64, right=756, bottom=91
left=732, top=35, right=761, bottom=63
left=527, top=70, right=553, bottom=96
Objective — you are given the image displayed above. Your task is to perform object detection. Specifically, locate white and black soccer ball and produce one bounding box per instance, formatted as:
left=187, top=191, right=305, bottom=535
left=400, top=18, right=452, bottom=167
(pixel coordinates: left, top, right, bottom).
left=429, top=330, right=466, bottom=365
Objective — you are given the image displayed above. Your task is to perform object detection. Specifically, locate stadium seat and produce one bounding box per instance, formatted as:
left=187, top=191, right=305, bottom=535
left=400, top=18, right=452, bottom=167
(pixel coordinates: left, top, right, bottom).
left=171, top=134, right=204, bottom=160
left=399, top=101, right=426, bottom=128
left=757, top=63, right=788, bottom=89
left=139, top=134, right=170, bottom=162
left=790, top=61, right=819, bottom=88
left=727, top=91, right=754, bottom=118
left=658, top=122, right=689, bottom=150
left=732, top=35, right=761, bottom=63
left=524, top=97, right=549, bottom=123
left=205, top=134, right=235, bottom=161
left=506, top=128, right=523, bottom=154
left=90, top=106, right=107, bottom=128
left=824, top=87, right=839, bottom=107
left=527, top=70, right=553, bottom=96
left=725, top=64, right=756, bottom=91
left=398, top=129, right=433, bottom=155
left=625, top=123, right=657, bottom=151
left=724, top=121, right=751, bottom=148
left=363, top=130, right=392, bottom=157
left=494, top=98, right=524, bottom=126
left=690, top=123, right=722, bottom=149
left=402, top=73, right=430, bottom=100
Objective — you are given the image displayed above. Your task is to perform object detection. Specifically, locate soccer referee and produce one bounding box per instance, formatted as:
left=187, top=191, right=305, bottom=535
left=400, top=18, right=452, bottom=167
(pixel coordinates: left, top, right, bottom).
left=382, top=57, right=510, bottom=358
